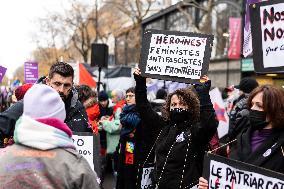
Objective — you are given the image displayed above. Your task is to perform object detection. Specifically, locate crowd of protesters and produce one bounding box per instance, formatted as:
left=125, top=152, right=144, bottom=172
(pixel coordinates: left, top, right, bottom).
left=0, top=61, right=284, bottom=189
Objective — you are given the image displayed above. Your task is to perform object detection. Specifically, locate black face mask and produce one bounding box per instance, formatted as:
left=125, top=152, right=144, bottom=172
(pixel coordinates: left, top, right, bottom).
left=249, top=110, right=269, bottom=131
left=170, top=108, right=190, bottom=123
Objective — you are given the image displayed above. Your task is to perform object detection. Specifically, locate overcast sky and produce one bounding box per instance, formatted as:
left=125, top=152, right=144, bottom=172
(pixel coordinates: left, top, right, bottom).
left=0, top=0, right=78, bottom=79
left=0, top=0, right=177, bottom=79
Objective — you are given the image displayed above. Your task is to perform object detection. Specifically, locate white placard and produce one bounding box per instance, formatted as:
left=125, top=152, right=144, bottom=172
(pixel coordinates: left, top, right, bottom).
left=141, top=166, right=154, bottom=189
left=145, top=34, right=207, bottom=80
left=209, top=160, right=284, bottom=189
left=209, top=88, right=229, bottom=138
left=260, top=3, right=284, bottom=68
left=72, top=134, right=94, bottom=171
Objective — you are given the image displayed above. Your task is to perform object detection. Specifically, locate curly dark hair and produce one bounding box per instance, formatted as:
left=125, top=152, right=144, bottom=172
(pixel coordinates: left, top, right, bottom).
left=248, top=85, right=284, bottom=129
left=162, top=87, right=200, bottom=123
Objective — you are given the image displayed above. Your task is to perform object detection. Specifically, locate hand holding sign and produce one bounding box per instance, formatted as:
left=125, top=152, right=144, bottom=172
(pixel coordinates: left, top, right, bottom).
left=198, top=177, right=208, bottom=189
left=200, top=75, right=209, bottom=83
left=133, top=67, right=142, bottom=76
left=133, top=67, right=146, bottom=86
left=194, top=76, right=212, bottom=106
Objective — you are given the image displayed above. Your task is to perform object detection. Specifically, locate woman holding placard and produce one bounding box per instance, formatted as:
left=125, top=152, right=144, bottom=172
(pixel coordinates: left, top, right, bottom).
left=198, top=85, right=284, bottom=189
left=133, top=68, right=218, bottom=189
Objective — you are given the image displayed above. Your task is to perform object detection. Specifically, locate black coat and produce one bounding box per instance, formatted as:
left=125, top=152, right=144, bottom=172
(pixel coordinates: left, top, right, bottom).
left=116, top=105, right=156, bottom=189
left=134, top=77, right=218, bottom=189
left=230, top=126, right=284, bottom=174
left=63, top=89, right=92, bottom=132
left=0, top=101, right=23, bottom=147
left=228, top=93, right=250, bottom=141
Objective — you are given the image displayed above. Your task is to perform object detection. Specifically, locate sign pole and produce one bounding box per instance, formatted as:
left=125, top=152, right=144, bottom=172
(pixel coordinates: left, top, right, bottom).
left=97, top=67, right=102, bottom=93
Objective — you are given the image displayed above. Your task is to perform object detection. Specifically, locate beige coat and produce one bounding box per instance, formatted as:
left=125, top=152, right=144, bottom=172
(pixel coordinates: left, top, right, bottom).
left=0, top=144, right=100, bottom=189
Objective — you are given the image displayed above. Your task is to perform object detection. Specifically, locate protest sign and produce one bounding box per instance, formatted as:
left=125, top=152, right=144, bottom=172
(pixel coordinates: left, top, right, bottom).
left=209, top=88, right=229, bottom=138
left=24, top=62, right=38, bottom=83
left=0, top=66, right=7, bottom=83
left=243, top=0, right=264, bottom=57
left=72, top=132, right=101, bottom=177
left=140, top=29, right=213, bottom=84
left=203, top=153, right=284, bottom=189
left=250, top=0, right=284, bottom=73
left=140, top=163, right=155, bottom=189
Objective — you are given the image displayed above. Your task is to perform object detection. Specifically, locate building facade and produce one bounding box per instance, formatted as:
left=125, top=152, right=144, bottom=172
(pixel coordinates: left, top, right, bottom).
left=141, top=0, right=243, bottom=88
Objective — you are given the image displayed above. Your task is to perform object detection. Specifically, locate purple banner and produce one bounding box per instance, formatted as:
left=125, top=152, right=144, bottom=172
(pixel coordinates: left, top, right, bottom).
left=0, top=65, right=7, bottom=83
left=24, top=62, right=38, bottom=84
left=243, top=0, right=266, bottom=57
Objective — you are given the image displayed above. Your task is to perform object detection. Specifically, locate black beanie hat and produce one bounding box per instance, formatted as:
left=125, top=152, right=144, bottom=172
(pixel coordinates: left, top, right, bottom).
left=156, top=88, right=167, bottom=100
left=235, top=77, right=259, bottom=94
left=98, top=91, right=109, bottom=101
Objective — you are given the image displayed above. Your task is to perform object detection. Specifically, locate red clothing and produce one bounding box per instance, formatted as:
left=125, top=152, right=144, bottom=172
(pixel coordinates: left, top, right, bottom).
left=110, top=100, right=125, bottom=120
left=86, top=103, right=100, bottom=134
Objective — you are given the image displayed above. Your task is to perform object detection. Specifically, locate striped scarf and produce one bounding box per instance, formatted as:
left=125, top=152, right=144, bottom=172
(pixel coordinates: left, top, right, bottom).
left=14, top=115, right=76, bottom=150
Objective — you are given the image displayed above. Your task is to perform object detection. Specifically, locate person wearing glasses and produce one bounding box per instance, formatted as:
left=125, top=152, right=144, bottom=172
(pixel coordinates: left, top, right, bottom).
left=116, top=87, right=142, bottom=189
left=0, top=62, right=91, bottom=147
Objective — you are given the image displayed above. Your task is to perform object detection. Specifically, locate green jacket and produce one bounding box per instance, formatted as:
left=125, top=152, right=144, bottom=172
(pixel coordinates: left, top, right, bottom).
left=101, top=107, right=122, bottom=154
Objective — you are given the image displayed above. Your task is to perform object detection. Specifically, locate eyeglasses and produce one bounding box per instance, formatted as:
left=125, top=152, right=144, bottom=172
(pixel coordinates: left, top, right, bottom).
left=126, top=94, right=135, bottom=99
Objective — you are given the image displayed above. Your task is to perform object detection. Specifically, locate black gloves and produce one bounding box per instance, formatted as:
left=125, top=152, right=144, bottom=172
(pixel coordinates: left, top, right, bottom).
left=194, top=80, right=212, bottom=106
left=134, top=73, right=146, bottom=88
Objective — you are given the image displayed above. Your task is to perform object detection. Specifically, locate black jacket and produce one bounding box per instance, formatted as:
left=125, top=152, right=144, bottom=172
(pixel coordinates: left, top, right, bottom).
left=150, top=99, right=165, bottom=115
left=228, top=93, right=250, bottom=140
left=0, top=85, right=91, bottom=147
left=230, top=126, right=284, bottom=174
left=134, top=76, right=218, bottom=189
left=0, top=101, right=23, bottom=147
left=116, top=105, right=156, bottom=189
left=63, top=88, right=92, bottom=132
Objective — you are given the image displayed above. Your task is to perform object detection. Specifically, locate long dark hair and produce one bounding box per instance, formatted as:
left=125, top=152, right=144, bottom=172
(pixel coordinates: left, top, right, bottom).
left=248, top=85, right=284, bottom=129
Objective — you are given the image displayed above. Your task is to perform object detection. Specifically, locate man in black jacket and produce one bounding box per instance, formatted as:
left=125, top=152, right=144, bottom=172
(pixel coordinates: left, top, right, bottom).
left=0, top=62, right=91, bottom=147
